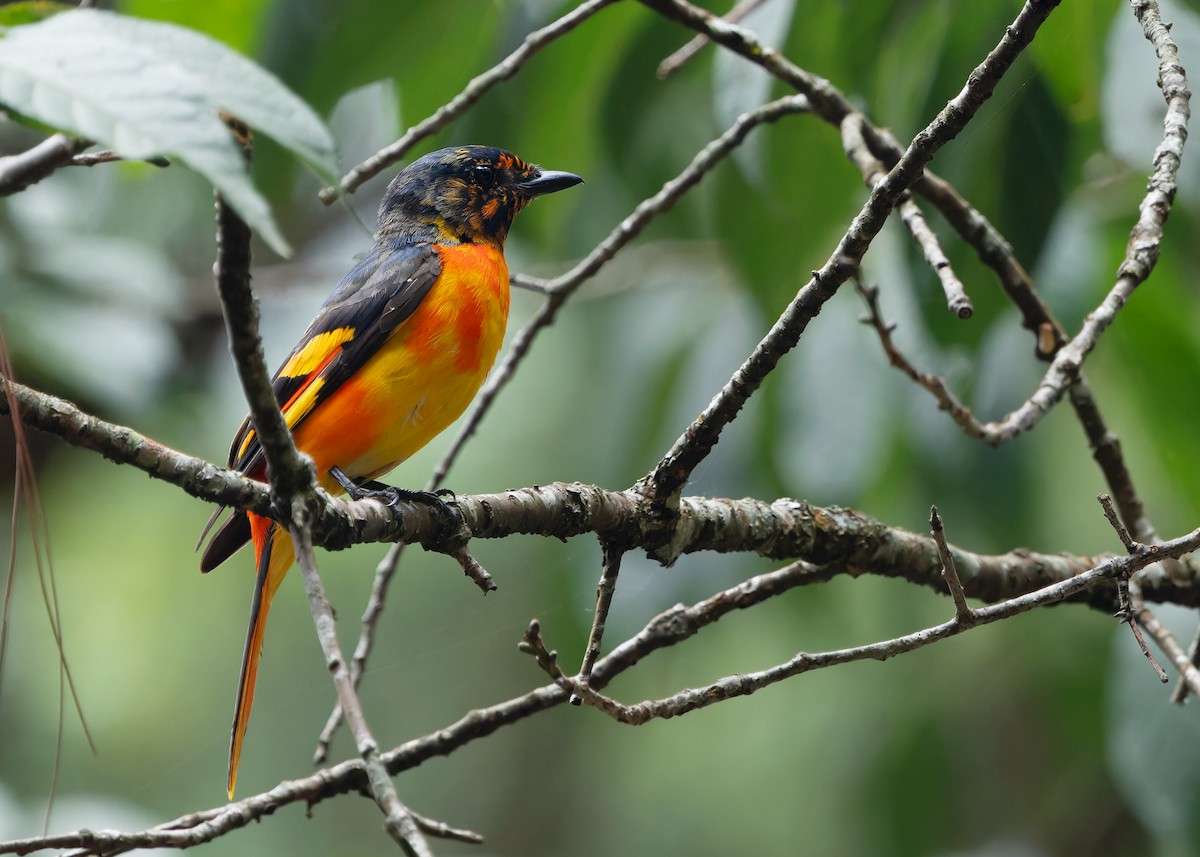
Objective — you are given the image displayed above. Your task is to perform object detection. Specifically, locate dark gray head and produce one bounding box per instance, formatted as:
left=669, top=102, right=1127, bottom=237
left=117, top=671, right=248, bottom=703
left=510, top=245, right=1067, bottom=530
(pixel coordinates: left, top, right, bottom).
left=377, top=145, right=582, bottom=246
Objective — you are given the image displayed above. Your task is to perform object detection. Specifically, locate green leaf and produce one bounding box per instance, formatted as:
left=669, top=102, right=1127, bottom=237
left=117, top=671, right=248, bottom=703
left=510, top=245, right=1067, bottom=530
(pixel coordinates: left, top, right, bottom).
left=0, top=9, right=338, bottom=256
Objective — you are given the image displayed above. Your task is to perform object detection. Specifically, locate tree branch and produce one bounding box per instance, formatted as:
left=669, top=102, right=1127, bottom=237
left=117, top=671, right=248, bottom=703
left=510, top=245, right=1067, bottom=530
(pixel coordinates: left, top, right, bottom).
left=841, top=113, right=971, bottom=319
left=640, top=0, right=1062, bottom=511
left=0, top=134, right=84, bottom=197
left=8, top=519, right=1200, bottom=856
left=7, top=372, right=1200, bottom=609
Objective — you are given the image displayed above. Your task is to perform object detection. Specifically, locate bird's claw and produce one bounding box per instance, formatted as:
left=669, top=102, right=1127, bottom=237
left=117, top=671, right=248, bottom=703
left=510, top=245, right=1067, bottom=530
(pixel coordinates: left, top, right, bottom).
left=330, top=467, right=463, bottom=542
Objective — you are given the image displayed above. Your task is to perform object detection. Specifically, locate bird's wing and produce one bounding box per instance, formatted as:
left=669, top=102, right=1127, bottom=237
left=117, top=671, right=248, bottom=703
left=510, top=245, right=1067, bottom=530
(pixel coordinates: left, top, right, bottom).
left=231, top=241, right=442, bottom=476
left=198, top=241, right=441, bottom=572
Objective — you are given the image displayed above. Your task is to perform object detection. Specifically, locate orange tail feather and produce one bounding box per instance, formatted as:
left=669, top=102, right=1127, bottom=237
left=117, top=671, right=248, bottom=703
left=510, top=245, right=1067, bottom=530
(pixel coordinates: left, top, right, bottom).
left=228, top=512, right=294, bottom=798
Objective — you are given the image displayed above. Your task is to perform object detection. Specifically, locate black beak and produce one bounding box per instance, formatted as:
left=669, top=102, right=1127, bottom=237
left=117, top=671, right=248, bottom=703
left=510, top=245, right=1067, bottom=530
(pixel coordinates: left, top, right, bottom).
left=518, top=169, right=584, bottom=197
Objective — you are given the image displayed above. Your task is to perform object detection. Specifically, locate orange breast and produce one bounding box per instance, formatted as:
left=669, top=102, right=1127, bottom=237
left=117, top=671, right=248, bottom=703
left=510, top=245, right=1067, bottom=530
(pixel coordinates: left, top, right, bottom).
left=291, top=242, right=511, bottom=488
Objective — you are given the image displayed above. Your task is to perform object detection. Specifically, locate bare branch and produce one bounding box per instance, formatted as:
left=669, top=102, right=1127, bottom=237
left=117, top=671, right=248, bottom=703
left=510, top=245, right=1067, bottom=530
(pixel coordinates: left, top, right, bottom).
left=842, top=113, right=971, bottom=318
left=657, top=0, right=769, bottom=78
left=0, top=134, right=84, bottom=197
left=69, top=150, right=169, bottom=168
left=930, top=507, right=974, bottom=624
left=6, top=519, right=1200, bottom=855
left=213, top=171, right=315, bottom=510
left=7, top=369, right=1198, bottom=610
left=291, top=525, right=434, bottom=856
left=1100, top=493, right=1139, bottom=553
left=1133, top=603, right=1193, bottom=690
left=642, top=0, right=1061, bottom=511
left=313, top=541, right=408, bottom=764
left=574, top=541, right=625, bottom=699
left=0, top=372, right=272, bottom=517
left=541, top=529, right=1199, bottom=726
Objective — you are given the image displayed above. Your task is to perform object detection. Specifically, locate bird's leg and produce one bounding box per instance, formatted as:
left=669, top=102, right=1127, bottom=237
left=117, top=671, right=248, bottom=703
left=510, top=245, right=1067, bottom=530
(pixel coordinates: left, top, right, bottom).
left=329, top=466, right=463, bottom=540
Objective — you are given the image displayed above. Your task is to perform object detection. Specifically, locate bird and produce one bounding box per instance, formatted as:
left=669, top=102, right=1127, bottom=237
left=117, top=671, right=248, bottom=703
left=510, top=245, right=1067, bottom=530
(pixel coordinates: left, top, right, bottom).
left=197, top=145, right=582, bottom=798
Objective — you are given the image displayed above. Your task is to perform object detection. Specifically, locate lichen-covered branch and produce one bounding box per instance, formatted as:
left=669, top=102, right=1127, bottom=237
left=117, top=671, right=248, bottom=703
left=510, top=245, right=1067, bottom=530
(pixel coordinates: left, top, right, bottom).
left=6, top=370, right=1200, bottom=609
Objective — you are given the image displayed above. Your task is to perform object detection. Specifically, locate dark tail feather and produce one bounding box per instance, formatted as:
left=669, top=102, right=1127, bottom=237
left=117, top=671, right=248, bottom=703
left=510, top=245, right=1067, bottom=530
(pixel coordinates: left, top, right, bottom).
left=199, top=510, right=252, bottom=573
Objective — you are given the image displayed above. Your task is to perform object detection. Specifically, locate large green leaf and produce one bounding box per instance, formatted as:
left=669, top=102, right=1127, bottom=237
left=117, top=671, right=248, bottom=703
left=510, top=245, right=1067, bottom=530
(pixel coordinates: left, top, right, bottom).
left=0, top=9, right=338, bottom=256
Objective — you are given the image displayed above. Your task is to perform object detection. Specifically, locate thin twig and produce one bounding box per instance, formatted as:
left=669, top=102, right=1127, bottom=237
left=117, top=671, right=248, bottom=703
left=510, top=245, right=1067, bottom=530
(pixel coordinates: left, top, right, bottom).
left=548, top=529, right=1198, bottom=725
left=1128, top=601, right=1178, bottom=685
left=410, top=811, right=483, bottom=846
left=313, top=541, right=407, bottom=763
left=854, top=278, right=985, bottom=426
left=1099, top=494, right=1168, bottom=682
left=930, top=507, right=974, bottom=624
left=657, top=0, right=769, bottom=78
left=291, top=526, right=434, bottom=856
left=1099, top=493, right=1138, bottom=553
left=842, top=113, right=972, bottom=318
left=573, top=541, right=625, bottom=700
left=320, top=0, right=618, bottom=202
left=509, top=272, right=553, bottom=294
left=69, top=150, right=170, bottom=168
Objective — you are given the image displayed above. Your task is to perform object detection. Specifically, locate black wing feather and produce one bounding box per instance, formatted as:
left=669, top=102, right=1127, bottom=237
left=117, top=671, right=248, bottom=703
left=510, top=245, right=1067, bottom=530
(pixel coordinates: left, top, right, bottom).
left=231, top=241, right=442, bottom=476
left=199, top=240, right=441, bottom=573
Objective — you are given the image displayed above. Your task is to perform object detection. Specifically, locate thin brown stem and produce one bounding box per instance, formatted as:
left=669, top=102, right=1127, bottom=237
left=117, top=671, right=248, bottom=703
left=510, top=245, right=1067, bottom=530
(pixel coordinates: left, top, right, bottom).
left=930, top=506, right=974, bottom=624
left=291, top=525, right=434, bottom=856
left=657, top=0, right=769, bottom=78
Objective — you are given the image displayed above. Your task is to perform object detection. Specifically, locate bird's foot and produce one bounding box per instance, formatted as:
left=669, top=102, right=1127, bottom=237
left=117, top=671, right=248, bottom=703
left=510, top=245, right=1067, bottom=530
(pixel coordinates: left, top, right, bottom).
left=330, top=467, right=463, bottom=541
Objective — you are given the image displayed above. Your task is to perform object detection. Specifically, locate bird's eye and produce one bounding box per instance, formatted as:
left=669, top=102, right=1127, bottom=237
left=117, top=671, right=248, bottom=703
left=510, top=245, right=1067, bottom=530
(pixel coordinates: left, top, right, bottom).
left=473, top=164, right=496, bottom=188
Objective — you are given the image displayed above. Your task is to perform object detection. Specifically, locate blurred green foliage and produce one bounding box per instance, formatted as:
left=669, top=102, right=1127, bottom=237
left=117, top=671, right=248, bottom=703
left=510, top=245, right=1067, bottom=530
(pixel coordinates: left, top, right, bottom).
left=2, top=0, right=1199, bottom=855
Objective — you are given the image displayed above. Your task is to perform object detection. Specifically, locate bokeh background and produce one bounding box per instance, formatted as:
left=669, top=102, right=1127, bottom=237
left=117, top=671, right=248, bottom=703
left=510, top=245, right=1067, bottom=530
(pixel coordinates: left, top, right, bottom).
left=3, top=0, right=1200, bottom=854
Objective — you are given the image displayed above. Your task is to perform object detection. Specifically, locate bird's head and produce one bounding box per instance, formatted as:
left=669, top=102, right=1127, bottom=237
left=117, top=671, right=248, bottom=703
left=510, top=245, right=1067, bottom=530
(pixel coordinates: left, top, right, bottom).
left=377, top=145, right=582, bottom=247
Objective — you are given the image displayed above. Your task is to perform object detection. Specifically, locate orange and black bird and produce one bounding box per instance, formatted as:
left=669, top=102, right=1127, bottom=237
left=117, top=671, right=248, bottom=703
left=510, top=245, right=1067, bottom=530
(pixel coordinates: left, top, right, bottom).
left=198, top=145, right=582, bottom=797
